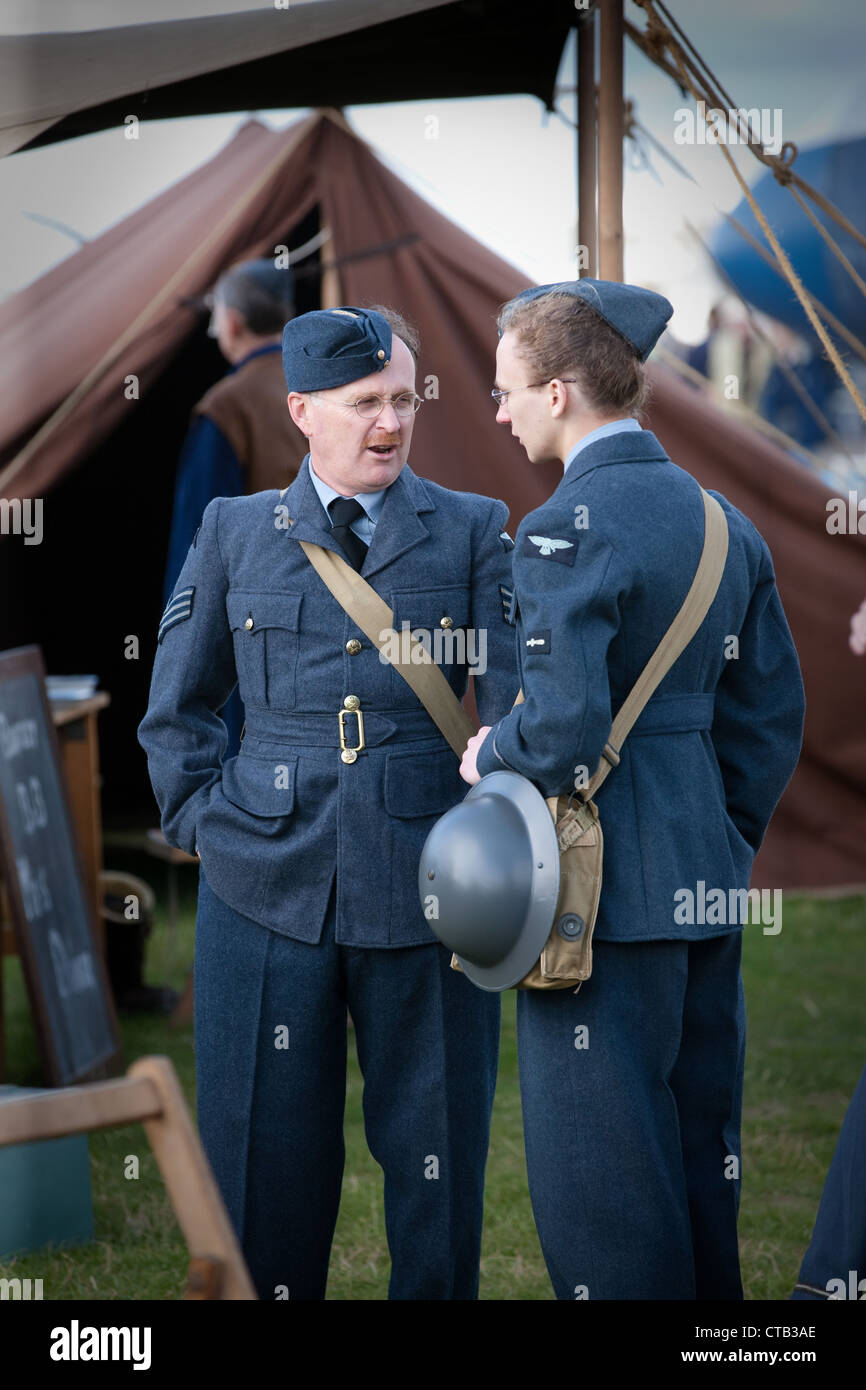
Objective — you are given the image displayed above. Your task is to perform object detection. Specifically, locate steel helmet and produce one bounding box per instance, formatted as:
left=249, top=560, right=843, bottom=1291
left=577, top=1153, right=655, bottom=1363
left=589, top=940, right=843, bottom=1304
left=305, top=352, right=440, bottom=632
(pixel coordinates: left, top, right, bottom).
left=418, top=771, right=560, bottom=991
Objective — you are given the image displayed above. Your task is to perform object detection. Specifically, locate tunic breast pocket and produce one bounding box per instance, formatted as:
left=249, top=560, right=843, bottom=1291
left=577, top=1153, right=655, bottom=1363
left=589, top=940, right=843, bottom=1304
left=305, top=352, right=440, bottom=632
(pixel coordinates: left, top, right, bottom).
left=226, top=589, right=303, bottom=711
left=388, top=585, right=472, bottom=705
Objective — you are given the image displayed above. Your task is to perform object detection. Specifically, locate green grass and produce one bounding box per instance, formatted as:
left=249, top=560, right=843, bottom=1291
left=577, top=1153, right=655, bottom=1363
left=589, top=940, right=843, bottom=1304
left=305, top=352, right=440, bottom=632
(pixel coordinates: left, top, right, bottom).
left=1, top=845, right=864, bottom=1300
left=737, top=895, right=866, bottom=1298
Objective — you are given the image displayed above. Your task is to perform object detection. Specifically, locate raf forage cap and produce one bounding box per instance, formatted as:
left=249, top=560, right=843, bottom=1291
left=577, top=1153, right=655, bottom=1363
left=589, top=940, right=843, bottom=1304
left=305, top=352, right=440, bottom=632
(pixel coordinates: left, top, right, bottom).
left=507, top=278, right=674, bottom=361
left=282, top=306, right=393, bottom=392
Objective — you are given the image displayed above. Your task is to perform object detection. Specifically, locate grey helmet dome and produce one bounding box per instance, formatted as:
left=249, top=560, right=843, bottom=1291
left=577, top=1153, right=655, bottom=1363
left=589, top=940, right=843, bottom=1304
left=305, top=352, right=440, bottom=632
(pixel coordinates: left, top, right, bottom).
left=419, top=771, right=560, bottom=991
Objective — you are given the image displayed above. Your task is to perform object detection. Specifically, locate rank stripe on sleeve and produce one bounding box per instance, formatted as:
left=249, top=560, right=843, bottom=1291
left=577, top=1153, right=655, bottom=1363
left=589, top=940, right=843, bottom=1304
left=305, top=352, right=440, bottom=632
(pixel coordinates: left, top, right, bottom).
left=158, top=585, right=195, bottom=642
left=499, top=583, right=517, bottom=625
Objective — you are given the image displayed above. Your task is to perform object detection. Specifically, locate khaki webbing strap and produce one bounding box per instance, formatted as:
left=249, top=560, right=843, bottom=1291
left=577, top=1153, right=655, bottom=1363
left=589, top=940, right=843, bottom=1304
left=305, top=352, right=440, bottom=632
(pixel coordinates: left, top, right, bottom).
left=586, top=488, right=728, bottom=797
left=299, top=540, right=476, bottom=757
left=510, top=489, right=727, bottom=797
left=297, top=487, right=726, bottom=776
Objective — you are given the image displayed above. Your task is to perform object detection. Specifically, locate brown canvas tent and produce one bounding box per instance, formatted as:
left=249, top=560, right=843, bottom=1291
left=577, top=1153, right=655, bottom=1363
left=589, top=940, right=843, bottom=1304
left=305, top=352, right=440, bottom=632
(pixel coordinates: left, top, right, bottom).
left=0, top=111, right=551, bottom=506
left=0, top=111, right=863, bottom=890
left=648, top=372, right=866, bottom=893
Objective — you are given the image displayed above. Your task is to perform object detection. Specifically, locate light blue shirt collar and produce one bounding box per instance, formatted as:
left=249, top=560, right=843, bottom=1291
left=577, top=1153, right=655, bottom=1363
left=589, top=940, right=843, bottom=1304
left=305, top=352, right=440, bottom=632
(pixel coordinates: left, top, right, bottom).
left=307, top=456, right=389, bottom=542
left=563, top=418, right=641, bottom=474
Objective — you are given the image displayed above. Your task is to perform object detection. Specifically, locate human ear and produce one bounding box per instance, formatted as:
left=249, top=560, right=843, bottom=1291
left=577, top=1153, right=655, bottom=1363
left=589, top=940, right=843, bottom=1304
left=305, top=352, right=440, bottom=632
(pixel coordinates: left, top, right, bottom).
left=549, top=379, right=570, bottom=418
left=287, top=392, right=312, bottom=436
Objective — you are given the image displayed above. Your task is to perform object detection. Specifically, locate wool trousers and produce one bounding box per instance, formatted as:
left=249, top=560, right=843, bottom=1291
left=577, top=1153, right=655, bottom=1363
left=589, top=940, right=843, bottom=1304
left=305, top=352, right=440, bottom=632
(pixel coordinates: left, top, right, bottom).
left=193, top=868, right=500, bottom=1300
left=516, top=932, right=746, bottom=1300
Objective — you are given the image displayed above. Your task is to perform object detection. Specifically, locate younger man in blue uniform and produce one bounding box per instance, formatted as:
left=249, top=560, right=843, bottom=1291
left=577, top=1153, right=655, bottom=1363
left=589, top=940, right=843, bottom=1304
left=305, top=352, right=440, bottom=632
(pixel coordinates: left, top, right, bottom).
left=139, top=305, right=517, bottom=1299
left=461, top=280, right=806, bottom=1300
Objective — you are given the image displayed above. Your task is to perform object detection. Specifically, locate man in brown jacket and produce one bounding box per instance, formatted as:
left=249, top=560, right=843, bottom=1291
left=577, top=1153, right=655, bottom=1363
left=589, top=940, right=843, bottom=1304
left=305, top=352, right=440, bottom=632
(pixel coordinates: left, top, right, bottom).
left=163, top=258, right=308, bottom=753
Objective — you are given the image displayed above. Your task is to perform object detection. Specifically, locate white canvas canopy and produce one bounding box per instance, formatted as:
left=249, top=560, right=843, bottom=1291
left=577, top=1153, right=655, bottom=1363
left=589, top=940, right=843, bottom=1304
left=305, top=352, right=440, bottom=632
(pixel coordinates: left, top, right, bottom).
left=0, top=0, right=570, bottom=156
left=0, top=0, right=453, bottom=156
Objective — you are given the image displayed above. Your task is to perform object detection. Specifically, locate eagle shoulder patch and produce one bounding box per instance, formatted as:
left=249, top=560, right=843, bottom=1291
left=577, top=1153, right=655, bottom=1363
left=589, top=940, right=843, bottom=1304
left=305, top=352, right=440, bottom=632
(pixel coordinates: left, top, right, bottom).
left=522, top=533, right=577, bottom=566
left=158, top=585, right=195, bottom=643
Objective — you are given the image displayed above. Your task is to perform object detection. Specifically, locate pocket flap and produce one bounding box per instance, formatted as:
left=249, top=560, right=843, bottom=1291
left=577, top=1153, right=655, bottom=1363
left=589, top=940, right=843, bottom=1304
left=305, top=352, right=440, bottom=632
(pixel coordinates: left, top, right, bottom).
left=391, top=585, right=471, bottom=635
left=226, top=590, right=303, bottom=633
left=384, top=748, right=461, bottom=818
left=219, top=753, right=297, bottom=817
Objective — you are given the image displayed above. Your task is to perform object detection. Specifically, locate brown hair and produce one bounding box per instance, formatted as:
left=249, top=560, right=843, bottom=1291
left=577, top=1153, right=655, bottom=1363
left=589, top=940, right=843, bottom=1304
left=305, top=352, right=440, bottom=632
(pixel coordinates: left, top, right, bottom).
left=364, top=303, right=421, bottom=363
left=498, top=289, right=651, bottom=417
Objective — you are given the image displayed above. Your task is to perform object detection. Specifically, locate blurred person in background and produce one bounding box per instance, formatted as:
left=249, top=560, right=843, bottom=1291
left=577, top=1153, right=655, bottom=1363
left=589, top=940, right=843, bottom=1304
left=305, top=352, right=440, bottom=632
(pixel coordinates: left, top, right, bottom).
left=164, top=257, right=308, bottom=756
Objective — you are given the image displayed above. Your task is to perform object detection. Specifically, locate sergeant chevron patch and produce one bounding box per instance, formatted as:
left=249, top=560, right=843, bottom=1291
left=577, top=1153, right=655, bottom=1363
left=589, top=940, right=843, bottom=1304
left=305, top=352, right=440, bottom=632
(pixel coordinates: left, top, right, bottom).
left=523, top=534, right=576, bottom=566
left=158, top=585, right=195, bottom=644
left=499, top=583, right=518, bottom=625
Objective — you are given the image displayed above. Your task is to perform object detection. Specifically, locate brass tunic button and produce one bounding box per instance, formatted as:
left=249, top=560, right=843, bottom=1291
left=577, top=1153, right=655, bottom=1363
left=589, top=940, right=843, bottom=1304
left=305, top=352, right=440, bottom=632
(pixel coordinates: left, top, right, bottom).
left=244, top=617, right=254, bottom=630
left=346, top=639, right=362, bottom=655
left=377, top=349, right=385, bottom=359
left=341, top=749, right=358, bottom=764
left=343, top=694, right=360, bottom=710
left=440, top=615, right=453, bottom=629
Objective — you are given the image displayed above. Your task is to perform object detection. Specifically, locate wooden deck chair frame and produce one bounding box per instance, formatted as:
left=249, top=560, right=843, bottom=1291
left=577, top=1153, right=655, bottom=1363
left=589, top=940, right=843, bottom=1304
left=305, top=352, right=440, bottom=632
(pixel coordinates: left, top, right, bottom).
left=0, top=1055, right=255, bottom=1299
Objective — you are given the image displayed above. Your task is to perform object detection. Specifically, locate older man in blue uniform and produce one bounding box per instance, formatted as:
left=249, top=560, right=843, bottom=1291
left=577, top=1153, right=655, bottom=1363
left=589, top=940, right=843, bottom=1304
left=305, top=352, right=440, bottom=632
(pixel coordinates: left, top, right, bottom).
left=138, top=305, right=518, bottom=1300
left=461, top=280, right=806, bottom=1300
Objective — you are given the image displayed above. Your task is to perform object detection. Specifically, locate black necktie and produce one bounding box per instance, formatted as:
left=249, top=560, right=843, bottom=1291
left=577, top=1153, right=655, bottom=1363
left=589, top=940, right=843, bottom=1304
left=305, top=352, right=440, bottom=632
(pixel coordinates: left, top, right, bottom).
left=328, top=496, right=369, bottom=572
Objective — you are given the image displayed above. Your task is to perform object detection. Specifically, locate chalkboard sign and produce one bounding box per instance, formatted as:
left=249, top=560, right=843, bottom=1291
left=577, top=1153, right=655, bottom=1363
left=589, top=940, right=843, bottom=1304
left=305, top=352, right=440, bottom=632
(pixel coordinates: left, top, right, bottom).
left=0, top=647, right=121, bottom=1085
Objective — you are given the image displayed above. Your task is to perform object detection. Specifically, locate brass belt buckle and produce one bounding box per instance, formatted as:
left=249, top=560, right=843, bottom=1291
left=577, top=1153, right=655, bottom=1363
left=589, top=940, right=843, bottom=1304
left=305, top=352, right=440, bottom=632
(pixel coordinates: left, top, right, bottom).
left=339, top=695, right=365, bottom=764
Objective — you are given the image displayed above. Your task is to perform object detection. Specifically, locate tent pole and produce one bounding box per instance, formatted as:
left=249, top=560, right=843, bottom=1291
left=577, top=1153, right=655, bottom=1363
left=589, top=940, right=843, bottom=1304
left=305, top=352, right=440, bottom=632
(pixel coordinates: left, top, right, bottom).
left=319, top=229, right=342, bottom=308
left=598, top=0, right=624, bottom=281
left=577, top=10, right=598, bottom=278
